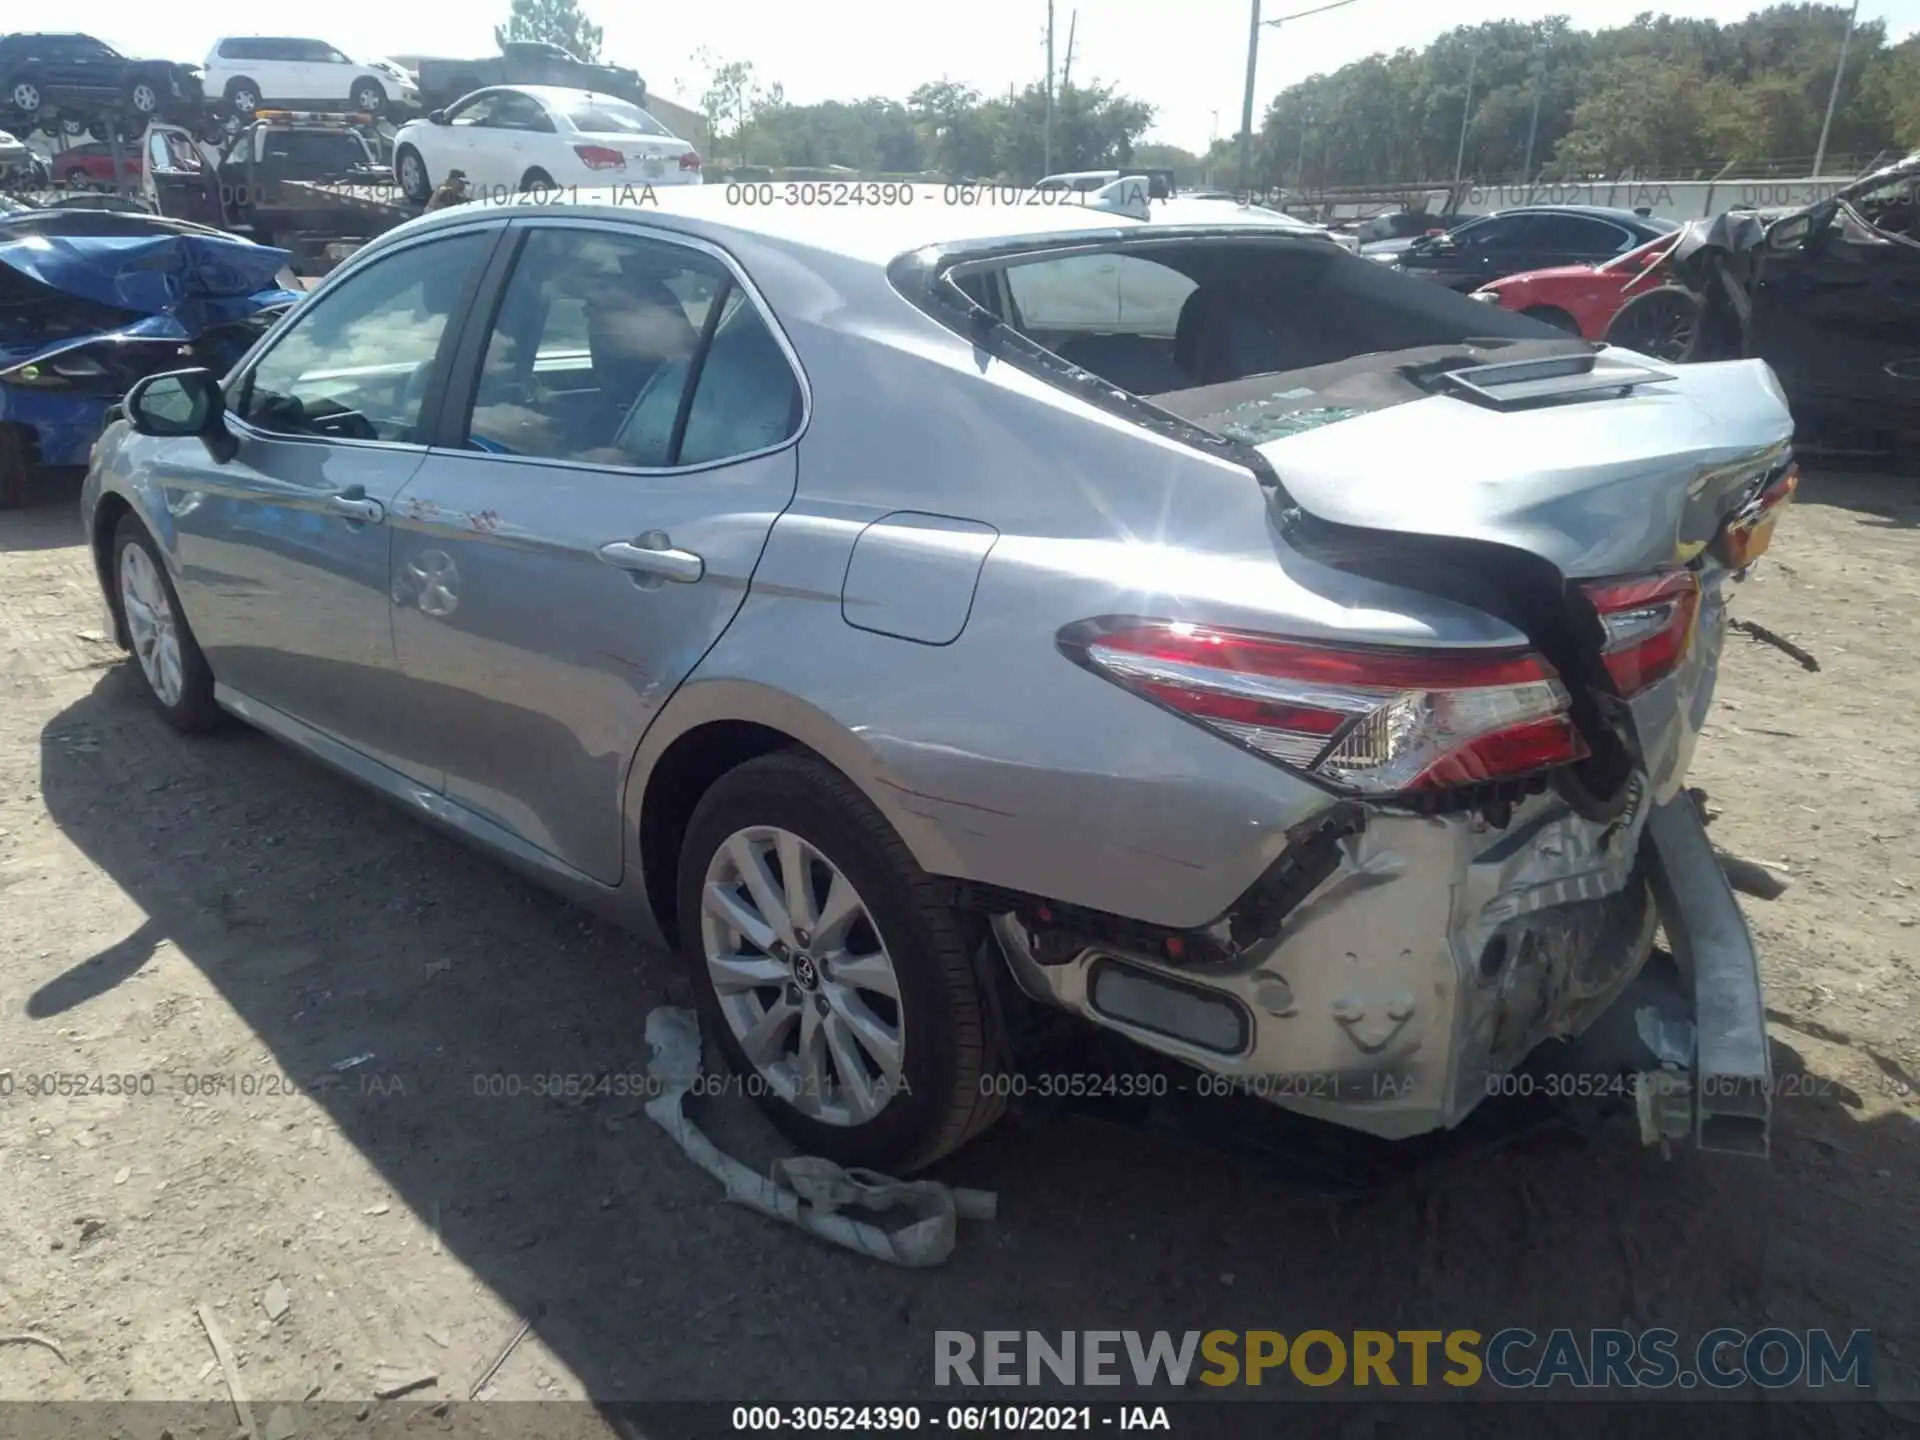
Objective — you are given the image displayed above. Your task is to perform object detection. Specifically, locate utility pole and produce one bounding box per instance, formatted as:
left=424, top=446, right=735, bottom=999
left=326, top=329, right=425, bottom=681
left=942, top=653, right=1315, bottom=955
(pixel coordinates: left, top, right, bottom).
left=1062, top=11, right=1076, bottom=92
left=1521, top=35, right=1549, bottom=184
left=1235, top=0, right=1359, bottom=199
left=1452, top=47, right=1477, bottom=189
left=1044, top=0, right=1055, bottom=177
left=1294, top=106, right=1310, bottom=188
left=1813, top=0, right=1859, bottom=178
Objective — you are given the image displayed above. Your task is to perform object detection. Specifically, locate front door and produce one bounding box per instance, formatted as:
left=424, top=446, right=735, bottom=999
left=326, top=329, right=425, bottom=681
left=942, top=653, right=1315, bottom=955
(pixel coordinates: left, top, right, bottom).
left=143, top=126, right=225, bottom=227
left=1749, top=206, right=1920, bottom=439
left=385, top=219, right=804, bottom=882
left=157, top=223, right=502, bottom=774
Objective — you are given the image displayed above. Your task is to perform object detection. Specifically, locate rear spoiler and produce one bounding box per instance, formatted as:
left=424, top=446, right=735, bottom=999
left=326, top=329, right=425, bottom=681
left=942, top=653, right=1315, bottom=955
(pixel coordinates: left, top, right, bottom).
left=1430, top=349, right=1676, bottom=409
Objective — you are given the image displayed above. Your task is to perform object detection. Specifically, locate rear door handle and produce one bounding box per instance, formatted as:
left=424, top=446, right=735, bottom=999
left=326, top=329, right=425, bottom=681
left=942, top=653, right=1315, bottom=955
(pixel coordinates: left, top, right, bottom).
left=325, top=488, right=385, bottom=524
left=598, top=531, right=705, bottom=584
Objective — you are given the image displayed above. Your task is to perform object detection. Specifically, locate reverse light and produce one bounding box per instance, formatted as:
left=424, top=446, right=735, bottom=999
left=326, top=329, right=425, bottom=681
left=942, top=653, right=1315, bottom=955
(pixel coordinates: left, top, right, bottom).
left=1581, top=570, right=1700, bottom=697
left=1059, top=619, right=1589, bottom=794
left=574, top=144, right=626, bottom=171
left=678, top=150, right=702, bottom=172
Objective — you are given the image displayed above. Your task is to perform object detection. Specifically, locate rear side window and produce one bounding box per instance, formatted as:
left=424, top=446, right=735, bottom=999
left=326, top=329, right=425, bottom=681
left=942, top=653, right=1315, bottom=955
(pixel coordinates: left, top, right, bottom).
left=1003, top=252, right=1196, bottom=334
left=1523, top=214, right=1635, bottom=254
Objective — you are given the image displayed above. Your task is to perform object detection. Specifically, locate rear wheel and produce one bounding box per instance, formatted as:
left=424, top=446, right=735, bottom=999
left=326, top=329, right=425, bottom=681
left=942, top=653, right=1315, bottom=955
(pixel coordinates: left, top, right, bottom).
left=396, top=146, right=431, bottom=203
left=675, top=751, right=1007, bottom=1172
left=1605, top=287, right=1703, bottom=363
left=223, top=77, right=260, bottom=118
left=112, top=515, right=221, bottom=732
left=518, top=166, right=554, bottom=193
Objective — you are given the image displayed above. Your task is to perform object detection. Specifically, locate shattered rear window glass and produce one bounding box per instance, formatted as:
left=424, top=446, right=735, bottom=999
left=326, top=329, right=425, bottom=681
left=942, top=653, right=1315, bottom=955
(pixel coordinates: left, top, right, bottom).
left=1210, top=401, right=1365, bottom=445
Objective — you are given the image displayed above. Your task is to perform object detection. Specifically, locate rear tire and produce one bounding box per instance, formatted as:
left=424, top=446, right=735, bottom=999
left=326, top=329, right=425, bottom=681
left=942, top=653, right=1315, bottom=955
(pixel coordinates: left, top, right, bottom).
left=518, top=167, right=554, bottom=193
left=110, top=514, right=221, bottom=732
left=675, top=751, right=1008, bottom=1173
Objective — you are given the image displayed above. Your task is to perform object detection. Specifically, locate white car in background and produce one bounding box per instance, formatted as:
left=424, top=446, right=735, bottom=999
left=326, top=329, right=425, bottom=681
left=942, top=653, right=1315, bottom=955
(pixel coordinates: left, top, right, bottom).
left=392, top=86, right=702, bottom=202
left=204, top=36, right=419, bottom=119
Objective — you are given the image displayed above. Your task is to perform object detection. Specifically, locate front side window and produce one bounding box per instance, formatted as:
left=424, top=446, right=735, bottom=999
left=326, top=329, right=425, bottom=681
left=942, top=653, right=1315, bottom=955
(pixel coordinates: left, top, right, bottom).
left=234, top=230, right=492, bottom=443
left=492, top=93, right=553, bottom=132
left=463, top=226, right=799, bottom=468
left=448, top=93, right=503, bottom=127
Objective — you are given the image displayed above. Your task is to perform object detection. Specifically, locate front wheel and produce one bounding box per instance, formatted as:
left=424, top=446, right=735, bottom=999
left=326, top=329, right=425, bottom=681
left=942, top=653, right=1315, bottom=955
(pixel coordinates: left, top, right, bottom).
left=125, top=78, right=161, bottom=115
left=396, top=146, right=432, bottom=203
left=676, top=752, right=1007, bottom=1172
left=350, top=78, right=387, bottom=116
left=112, top=515, right=221, bottom=732
left=1605, top=286, right=1704, bottom=363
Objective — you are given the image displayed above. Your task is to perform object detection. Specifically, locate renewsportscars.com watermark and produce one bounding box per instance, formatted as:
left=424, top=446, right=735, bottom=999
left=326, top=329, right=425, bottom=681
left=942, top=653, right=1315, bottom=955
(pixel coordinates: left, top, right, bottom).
left=934, top=1328, right=1874, bottom=1391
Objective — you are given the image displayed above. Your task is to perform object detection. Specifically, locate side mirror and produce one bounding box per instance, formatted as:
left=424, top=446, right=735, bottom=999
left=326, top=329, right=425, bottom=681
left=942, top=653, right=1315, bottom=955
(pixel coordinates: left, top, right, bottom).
left=427, top=109, right=447, bottom=125
left=125, top=368, right=236, bottom=463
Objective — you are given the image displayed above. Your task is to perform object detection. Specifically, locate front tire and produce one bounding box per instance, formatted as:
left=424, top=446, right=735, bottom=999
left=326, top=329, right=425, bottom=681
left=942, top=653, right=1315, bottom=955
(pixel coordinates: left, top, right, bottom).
left=111, top=515, right=220, bottom=732
left=1605, top=286, right=1703, bottom=363
left=1521, top=305, right=1581, bottom=334
left=396, top=146, right=431, bottom=203
left=676, top=752, right=1007, bottom=1172
left=125, top=78, right=161, bottom=116
left=0, top=425, right=31, bottom=511
left=350, top=78, right=387, bottom=116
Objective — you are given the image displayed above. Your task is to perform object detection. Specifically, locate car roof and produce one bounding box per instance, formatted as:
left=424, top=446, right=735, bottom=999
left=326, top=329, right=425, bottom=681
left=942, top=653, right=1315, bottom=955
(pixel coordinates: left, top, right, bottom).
left=505, top=85, right=642, bottom=106
left=428, top=184, right=1338, bottom=267
left=1488, top=203, right=1673, bottom=226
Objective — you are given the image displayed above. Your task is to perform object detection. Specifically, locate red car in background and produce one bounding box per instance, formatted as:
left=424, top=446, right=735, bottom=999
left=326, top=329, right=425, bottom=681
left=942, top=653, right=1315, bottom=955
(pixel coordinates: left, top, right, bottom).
left=1467, top=229, right=1684, bottom=337
left=51, top=141, right=143, bottom=189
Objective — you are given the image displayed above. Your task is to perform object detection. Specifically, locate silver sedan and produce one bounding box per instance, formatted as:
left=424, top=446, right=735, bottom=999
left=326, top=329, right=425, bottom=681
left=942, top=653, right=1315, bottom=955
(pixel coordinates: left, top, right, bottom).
left=82, top=185, right=1794, bottom=1170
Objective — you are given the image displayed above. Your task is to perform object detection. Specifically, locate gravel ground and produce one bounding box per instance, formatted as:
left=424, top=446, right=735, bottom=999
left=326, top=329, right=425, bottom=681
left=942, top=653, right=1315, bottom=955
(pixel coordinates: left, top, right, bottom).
left=1, top=467, right=1916, bottom=1435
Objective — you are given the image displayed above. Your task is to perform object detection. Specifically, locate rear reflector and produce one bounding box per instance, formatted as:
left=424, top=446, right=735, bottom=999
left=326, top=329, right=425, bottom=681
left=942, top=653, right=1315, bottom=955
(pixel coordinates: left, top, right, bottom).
left=1714, top=462, right=1798, bottom=569
left=1059, top=619, right=1589, bottom=794
left=574, top=144, right=626, bottom=171
left=679, top=150, right=702, bottom=171
left=1582, top=570, right=1699, bottom=696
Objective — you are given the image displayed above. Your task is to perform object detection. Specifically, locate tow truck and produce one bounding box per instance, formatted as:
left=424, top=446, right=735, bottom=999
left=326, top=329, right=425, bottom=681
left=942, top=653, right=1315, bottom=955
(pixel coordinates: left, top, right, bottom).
left=138, top=109, right=419, bottom=274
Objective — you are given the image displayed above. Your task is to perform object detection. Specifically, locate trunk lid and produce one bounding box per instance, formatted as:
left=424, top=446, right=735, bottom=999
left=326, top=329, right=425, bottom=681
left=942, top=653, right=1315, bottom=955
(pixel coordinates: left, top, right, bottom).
left=1153, top=342, right=1794, bottom=579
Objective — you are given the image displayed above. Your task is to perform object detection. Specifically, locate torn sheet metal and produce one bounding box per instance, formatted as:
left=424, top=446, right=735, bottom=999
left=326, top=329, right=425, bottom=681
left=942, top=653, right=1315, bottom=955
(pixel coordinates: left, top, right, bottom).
left=642, top=1007, right=996, bottom=1267
left=0, top=230, right=296, bottom=468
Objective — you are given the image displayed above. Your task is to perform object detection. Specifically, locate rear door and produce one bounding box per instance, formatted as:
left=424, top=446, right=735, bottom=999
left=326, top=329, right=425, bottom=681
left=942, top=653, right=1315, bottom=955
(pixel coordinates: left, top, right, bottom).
left=383, top=218, right=804, bottom=882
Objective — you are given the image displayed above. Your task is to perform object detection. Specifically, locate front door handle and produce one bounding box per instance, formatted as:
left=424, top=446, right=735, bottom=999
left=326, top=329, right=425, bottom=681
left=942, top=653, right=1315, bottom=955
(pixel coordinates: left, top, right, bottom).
left=325, top=488, right=386, bottom=524
left=598, top=531, right=704, bottom=584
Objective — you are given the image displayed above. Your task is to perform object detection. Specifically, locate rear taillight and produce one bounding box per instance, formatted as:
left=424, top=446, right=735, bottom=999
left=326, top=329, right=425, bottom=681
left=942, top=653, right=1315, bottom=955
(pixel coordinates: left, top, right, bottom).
left=574, top=144, right=626, bottom=171
left=1581, top=570, right=1699, bottom=697
left=678, top=150, right=702, bottom=171
left=1059, top=619, right=1589, bottom=794
left=1714, top=462, right=1798, bottom=569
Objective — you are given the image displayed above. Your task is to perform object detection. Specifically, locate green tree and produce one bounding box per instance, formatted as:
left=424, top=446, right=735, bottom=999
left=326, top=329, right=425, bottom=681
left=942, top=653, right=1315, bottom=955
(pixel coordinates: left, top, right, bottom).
left=495, top=0, right=604, bottom=62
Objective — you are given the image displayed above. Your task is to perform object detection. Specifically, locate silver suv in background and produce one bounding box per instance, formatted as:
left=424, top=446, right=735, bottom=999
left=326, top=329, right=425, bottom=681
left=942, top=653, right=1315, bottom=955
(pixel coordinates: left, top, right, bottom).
left=80, top=189, right=1790, bottom=1173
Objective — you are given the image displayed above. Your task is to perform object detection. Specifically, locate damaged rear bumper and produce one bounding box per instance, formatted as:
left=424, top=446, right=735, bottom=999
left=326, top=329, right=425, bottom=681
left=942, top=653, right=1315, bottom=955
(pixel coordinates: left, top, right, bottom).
left=991, top=790, right=1769, bottom=1157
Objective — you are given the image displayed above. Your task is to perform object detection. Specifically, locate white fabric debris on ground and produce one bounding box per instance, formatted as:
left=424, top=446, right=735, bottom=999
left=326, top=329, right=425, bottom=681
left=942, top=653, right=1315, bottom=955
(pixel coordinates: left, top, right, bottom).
left=642, top=1006, right=996, bottom=1266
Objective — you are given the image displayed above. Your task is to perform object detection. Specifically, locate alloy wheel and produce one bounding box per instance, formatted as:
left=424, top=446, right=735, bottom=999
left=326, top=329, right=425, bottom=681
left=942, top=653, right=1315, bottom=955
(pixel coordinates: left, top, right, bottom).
left=355, top=86, right=384, bottom=112
left=399, top=152, right=426, bottom=197
left=699, top=825, right=906, bottom=1126
left=12, top=82, right=40, bottom=111
left=130, top=83, right=158, bottom=113
left=118, top=543, right=184, bottom=708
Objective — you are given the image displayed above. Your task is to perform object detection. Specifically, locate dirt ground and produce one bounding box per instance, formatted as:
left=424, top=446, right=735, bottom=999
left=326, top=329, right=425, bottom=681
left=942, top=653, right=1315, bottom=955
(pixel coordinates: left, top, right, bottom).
left=1, top=465, right=1917, bottom=1434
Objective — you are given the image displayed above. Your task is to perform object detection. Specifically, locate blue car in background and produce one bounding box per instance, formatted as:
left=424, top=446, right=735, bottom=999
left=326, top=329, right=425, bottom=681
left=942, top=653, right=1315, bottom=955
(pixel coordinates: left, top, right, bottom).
left=0, top=206, right=298, bottom=507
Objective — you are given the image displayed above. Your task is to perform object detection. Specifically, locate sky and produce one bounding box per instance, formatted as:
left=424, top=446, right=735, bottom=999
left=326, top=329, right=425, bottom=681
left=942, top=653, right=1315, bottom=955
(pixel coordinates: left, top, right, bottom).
left=68, top=0, right=1920, bottom=151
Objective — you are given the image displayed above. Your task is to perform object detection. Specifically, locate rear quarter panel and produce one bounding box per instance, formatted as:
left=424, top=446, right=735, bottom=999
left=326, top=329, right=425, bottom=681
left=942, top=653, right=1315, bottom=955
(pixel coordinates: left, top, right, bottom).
left=631, top=240, right=1534, bottom=927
